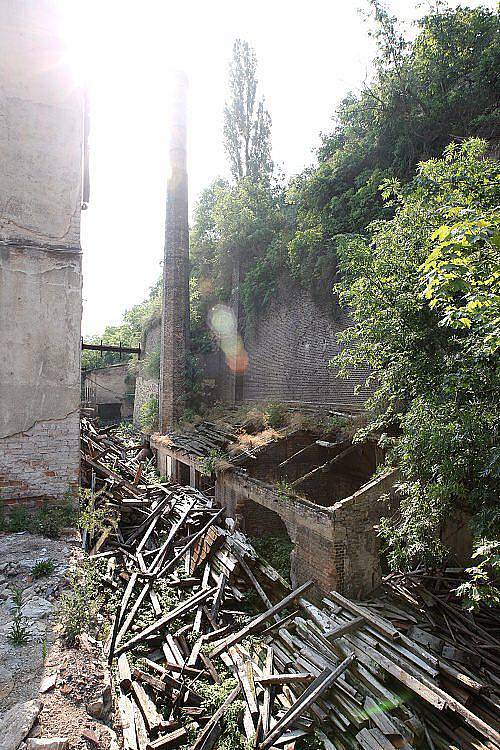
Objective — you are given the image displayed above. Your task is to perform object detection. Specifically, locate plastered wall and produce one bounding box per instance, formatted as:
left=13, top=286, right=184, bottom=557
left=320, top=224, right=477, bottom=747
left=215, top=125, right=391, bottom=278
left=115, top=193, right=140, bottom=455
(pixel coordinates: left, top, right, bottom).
left=0, top=1, right=84, bottom=503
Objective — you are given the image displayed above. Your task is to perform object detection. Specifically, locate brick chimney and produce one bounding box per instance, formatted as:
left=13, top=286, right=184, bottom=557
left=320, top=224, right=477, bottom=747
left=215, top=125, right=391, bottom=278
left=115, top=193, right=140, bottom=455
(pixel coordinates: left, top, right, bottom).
left=159, top=71, right=190, bottom=431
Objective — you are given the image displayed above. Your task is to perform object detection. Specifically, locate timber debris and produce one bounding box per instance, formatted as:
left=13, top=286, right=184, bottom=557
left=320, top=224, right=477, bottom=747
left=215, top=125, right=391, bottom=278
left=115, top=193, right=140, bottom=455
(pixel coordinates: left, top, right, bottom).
left=80, top=418, right=500, bottom=750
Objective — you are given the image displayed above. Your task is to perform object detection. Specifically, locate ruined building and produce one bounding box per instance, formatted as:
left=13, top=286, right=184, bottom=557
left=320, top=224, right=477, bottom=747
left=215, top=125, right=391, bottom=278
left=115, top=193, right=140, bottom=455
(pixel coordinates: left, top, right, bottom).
left=147, top=69, right=473, bottom=601
left=0, top=0, right=86, bottom=506
left=146, top=69, right=400, bottom=600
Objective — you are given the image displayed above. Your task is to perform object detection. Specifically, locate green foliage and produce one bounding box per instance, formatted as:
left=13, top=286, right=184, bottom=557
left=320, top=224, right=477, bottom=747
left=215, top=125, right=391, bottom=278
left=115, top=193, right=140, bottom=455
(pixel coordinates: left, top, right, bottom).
left=224, top=39, right=273, bottom=183
left=143, top=345, right=161, bottom=379
left=7, top=587, right=30, bottom=646
left=421, top=206, right=500, bottom=351
left=289, top=2, right=499, bottom=286
left=59, top=556, right=105, bottom=645
left=264, top=402, right=288, bottom=429
left=191, top=178, right=290, bottom=321
left=1, top=500, right=76, bottom=538
left=81, top=277, right=161, bottom=370
left=200, top=448, right=228, bottom=476
left=455, top=541, right=500, bottom=611
left=78, top=489, right=107, bottom=539
left=250, top=534, right=293, bottom=581
left=335, top=140, right=500, bottom=577
left=297, top=732, right=324, bottom=750
left=196, top=678, right=248, bottom=750
left=139, top=395, right=159, bottom=432
left=275, top=479, right=294, bottom=501
left=31, top=559, right=55, bottom=579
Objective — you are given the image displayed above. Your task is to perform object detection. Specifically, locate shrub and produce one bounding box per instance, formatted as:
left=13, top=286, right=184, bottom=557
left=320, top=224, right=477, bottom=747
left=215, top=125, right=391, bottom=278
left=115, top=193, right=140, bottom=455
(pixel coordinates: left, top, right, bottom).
left=7, top=587, right=30, bottom=646
left=1, top=500, right=76, bottom=538
left=264, top=402, right=288, bottom=429
left=139, top=395, right=159, bottom=432
left=59, top=556, right=105, bottom=645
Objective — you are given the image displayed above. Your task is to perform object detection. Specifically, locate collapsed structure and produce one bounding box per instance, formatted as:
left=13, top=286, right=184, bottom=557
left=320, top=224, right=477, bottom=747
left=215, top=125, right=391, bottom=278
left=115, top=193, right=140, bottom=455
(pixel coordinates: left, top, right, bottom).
left=81, top=420, right=500, bottom=750
left=151, top=422, right=398, bottom=599
left=0, top=0, right=86, bottom=507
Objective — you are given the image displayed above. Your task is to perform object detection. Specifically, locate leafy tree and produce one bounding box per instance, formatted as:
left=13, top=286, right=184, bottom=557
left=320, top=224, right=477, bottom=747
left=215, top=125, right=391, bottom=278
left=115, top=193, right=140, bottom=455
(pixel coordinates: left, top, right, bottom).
left=334, top=140, right=500, bottom=574
left=289, top=2, right=499, bottom=286
left=223, top=39, right=273, bottom=183
left=190, top=178, right=290, bottom=324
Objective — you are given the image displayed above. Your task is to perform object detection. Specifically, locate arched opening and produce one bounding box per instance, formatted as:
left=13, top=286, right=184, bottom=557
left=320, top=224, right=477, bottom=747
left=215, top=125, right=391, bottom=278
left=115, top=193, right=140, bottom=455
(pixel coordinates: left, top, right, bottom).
left=240, top=498, right=294, bottom=583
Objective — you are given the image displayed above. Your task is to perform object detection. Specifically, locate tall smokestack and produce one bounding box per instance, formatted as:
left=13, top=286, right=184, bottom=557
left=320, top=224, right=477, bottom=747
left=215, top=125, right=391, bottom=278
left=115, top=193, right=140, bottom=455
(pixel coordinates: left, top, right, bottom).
left=160, top=71, right=190, bottom=431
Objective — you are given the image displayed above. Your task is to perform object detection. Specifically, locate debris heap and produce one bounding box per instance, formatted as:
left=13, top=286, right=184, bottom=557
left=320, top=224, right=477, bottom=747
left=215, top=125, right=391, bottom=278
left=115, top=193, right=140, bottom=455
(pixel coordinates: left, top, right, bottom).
left=80, top=419, right=500, bottom=750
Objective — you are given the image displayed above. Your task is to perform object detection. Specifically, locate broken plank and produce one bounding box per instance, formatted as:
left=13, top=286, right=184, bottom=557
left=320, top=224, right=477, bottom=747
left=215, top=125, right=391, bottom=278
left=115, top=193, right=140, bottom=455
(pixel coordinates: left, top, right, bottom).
left=260, top=655, right=356, bottom=750
left=211, top=580, right=313, bottom=658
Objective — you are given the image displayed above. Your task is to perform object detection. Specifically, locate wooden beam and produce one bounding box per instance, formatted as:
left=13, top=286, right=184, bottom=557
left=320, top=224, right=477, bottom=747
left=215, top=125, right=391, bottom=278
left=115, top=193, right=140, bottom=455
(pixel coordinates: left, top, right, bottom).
left=210, top=581, right=313, bottom=658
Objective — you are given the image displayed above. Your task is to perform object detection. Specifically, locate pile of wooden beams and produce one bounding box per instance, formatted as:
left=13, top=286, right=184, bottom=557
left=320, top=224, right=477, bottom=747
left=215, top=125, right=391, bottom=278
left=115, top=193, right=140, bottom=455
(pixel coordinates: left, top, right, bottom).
left=80, top=420, right=500, bottom=750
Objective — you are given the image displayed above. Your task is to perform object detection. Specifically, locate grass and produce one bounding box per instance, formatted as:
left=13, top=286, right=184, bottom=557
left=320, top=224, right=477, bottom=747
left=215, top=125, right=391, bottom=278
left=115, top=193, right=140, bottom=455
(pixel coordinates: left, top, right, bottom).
left=31, top=559, right=56, bottom=579
left=0, top=499, right=76, bottom=539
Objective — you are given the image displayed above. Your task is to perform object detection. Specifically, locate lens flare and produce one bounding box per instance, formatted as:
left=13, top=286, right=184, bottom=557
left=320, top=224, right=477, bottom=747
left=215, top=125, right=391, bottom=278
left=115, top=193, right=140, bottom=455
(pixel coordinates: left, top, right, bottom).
left=208, top=304, right=248, bottom=374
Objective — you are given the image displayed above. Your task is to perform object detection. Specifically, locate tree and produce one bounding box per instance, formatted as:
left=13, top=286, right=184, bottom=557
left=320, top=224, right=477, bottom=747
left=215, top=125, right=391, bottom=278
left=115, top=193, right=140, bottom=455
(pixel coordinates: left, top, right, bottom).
left=223, top=39, right=273, bottom=183
left=190, top=177, right=289, bottom=321
left=81, top=278, right=162, bottom=371
left=334, top=140, right=500, bottom=578
left=289, top=2, right=499, bottom=287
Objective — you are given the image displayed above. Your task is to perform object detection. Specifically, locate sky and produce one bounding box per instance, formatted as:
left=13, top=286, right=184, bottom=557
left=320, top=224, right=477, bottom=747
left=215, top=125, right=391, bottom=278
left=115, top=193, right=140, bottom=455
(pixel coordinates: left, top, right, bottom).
left=59, top=0, right=493, bottom=337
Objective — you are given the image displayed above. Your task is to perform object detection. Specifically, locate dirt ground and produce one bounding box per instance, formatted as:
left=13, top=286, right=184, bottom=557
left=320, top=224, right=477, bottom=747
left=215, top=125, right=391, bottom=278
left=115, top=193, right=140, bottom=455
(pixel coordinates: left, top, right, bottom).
left=0, top=532, right=120, bottom=750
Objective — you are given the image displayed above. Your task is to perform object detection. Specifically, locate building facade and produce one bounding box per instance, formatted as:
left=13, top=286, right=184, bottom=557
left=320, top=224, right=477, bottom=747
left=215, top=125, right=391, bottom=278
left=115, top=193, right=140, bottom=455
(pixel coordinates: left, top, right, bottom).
left=0, top=0, right=85, bottom=505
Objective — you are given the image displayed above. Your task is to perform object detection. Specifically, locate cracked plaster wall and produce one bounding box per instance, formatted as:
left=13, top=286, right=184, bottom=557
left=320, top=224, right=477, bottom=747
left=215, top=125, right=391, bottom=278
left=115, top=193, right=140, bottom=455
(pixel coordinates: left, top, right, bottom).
left=0, top=1, right=84, bottom=501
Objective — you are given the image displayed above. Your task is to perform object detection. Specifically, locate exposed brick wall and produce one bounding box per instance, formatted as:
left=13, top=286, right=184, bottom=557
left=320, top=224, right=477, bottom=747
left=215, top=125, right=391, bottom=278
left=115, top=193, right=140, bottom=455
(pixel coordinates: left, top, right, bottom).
left=0, top=411, right=80, bottom=504
left=216, top=467, right=398, bottom=600
left=331, top=470, right=399, bottom=597
left=241, top=285, right=373, bottom=408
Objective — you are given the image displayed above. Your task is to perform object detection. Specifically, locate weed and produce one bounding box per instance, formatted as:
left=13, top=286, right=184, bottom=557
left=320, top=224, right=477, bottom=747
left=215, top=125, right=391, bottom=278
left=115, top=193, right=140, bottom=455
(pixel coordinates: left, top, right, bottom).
left=78, top=489, right=107, bottom=539
left=59, top=556, right=105, bottom=645
left=249, top=535, right=293, bottom=581
left=264, top=402, right=288, bottom=429
left=42, top=639, right=48, bottom=660
left=31, top=559, right=55, bottom=579
left=196, top=678, right=249, bottom=750
left=200, top=448, right=228, bottom=476
left=275, top=479, right=294, bottom=501
left=139, top=395, right=159, bottom=432
left=7, top=587, right=30, bottom=646
left=297, top=731, right=324, bottom=749
left=0, top=499, right=76, bottom=539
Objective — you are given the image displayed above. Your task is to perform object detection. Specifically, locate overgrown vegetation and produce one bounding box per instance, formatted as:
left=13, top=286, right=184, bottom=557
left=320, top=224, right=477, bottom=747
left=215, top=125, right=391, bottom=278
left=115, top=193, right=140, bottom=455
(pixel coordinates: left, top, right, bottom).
left=78, top=488, right=107, bottom=538
left=59, top=556, right=108, bottom=645
left=200, top=448, right=228, bottom=476
left=335, top=140, right=499, bottom=596
left=7, top=587, right=30, bottom=646
left=80, top=2, right=499, bottom=604
left=196, top=677, right=248, bottom=750
left=139, top=394, right=159, bottom=432
left=249, top=534, right=293, bottom=581
left=31, top=559, right=55, bottom=579
left=0, top=499, right=76, bottom=538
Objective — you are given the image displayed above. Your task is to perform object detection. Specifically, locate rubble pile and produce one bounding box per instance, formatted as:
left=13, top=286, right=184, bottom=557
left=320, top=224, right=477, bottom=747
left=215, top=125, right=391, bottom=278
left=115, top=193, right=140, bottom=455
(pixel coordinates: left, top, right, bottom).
left=81, top=419, right=500, bottom=750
